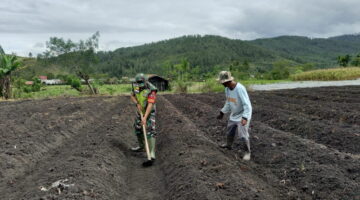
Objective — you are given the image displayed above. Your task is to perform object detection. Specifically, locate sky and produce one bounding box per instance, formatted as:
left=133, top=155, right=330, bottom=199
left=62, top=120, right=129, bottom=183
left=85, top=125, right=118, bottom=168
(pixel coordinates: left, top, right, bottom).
left=1, top=0, right=360, bottom=56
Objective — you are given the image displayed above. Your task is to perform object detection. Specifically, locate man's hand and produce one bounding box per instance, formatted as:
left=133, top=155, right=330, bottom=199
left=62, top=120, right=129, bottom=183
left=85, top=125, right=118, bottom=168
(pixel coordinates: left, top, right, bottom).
left=241, top=118, right=247, bottom=126
left=142, top=102, right=154, bottom=127
left=217, top=111, right=224, bottom=119
left=136, top=104, right=142, bottom=113
left=141, top=116, right=147, bottom=126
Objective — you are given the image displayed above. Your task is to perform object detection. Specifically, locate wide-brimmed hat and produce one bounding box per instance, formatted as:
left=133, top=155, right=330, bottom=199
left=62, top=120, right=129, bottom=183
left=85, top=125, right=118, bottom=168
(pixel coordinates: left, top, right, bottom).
left=217, top=71, right=234, bottom=83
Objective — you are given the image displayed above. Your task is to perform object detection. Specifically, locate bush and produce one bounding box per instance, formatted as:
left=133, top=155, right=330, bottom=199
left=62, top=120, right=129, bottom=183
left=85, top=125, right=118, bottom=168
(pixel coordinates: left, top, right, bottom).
left=71, top=78, right=82, bottom=90
left=31, top=77, right=42, bottom=92
left=173, top=81, right=191, bottom=93
left=200, top=79, right=223, bottom=93
left=12, top=78, right=26, bottom=98
left=23, top=86, right=32, bottom=93
left=11, top=77, right=43, bottom=98
left=91, top=79, right=104, bottom=89
left=106, top=77, right=119, bottom=84
left=66, top=76, right=82, bottom=91
left=265, top=60, right=291, bottom=80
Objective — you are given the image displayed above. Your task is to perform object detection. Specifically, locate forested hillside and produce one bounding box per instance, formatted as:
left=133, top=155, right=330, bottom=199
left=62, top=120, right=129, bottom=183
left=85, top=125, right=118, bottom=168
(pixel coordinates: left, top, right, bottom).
left=18, top=34, right=360, bottom=79
left=95, top=35, right=281, bottom=77
left=251, top=34, right=360, bottom=67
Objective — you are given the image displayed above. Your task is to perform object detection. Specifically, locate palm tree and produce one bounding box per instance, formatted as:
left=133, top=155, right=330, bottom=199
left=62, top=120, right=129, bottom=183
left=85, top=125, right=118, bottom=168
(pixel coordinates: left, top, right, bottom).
left=0, top=51, right=21, bottom=99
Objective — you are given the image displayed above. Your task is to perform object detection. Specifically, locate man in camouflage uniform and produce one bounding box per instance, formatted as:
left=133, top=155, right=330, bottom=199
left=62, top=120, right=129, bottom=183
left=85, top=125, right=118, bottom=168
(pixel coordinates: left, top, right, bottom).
left=130, top=73, right=157, bottom=167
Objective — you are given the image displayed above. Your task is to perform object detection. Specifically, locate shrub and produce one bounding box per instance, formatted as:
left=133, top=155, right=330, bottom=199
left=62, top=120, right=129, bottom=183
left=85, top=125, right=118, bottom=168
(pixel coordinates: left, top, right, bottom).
left=66, top=76, right=82, bottom=91
left=12, top=78, right=26, bottom=98
left=106, top=77, right=119, bottom=84
left=173, top=81, right=191, bottom=93
left=200, top=79, right=223, bottom=93
left=31, top=77, right=42, bottom=92
left=71, top=79, right=82, bottom=91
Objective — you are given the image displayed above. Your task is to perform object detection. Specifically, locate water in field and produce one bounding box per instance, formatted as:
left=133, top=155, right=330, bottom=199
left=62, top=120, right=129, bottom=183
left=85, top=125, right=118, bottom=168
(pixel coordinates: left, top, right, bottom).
left=250, top=78, right=360, bottom=91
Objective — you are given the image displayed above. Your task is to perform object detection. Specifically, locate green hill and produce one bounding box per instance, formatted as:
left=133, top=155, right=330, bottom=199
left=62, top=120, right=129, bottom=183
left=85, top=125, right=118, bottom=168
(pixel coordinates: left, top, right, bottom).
left=16, top=34, right=360, bottom=79
left=250, top=35, right=360, bottom=67
left=329, top=33, right=360, bottom=43
left=96, top=35, right=282, bottom=77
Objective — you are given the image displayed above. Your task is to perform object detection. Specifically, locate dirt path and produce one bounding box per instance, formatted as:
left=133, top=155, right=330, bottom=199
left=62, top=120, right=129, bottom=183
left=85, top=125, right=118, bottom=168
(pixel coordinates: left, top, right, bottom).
left=111, top=110, right=167, bottom=200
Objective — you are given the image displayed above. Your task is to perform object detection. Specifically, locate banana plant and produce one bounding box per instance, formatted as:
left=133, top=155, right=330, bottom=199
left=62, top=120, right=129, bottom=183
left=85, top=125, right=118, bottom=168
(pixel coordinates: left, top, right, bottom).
left=0, top=45, right=4, bottom=55
left=0, top=54, right=21, bottom=76
left=0, top=48, right=21, bottom=99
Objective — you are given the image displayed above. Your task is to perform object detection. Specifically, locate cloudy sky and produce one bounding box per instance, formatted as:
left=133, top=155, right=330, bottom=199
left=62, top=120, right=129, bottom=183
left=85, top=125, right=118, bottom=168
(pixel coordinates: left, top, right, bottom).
left=1, top=0, right=360, bottom=56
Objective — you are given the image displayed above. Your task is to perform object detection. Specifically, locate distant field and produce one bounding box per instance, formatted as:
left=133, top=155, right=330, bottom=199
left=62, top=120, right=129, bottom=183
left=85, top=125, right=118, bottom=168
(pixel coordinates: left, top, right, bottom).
left=11, top=84, right=133, bottom=99
left=291, top=67, right=360, bottom=81
left=187, top=79, right=290, bottom=93
left=8, top=80, right=291, bottom=100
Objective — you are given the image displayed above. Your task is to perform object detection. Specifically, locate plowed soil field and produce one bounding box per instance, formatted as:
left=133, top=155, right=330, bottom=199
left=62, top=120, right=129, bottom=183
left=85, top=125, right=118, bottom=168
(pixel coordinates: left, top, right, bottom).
left=1, top=86, right=359, bottom=200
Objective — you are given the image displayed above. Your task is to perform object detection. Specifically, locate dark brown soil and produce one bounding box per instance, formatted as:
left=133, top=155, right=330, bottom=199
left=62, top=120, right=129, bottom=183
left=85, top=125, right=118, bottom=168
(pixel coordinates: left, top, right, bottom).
left=0, top=86, right=359, bottom=200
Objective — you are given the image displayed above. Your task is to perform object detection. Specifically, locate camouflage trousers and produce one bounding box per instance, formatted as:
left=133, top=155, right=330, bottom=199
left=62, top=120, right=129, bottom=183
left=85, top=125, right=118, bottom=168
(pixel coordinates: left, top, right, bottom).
left=134, top=111, right=156, bottom=138
left=134, top=112, right=156, bottom=158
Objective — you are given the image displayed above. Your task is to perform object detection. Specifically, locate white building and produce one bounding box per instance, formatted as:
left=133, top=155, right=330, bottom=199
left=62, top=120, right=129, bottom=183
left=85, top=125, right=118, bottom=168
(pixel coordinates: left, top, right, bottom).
left=42, top=79, right=63, bottom=85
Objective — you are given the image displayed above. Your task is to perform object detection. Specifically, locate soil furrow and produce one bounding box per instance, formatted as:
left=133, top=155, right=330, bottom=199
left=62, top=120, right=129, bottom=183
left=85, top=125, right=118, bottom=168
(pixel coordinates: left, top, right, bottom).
left=251, top=93, right=360, bottom=126
left=163, top=93, right=360, bottom=200
left=1, top=86, right=359, bottom=200
left=157, top=96, right=282, bottom=200
left=0, top=97, right=112, bottom=187
left=252, top=104, right=360, bottom=154
left=1, top=97, right=126, bottom=199
left=2, top=96, right=168, bottom=200
left=180, top=92, right=359, bottom=154
left=270, top=87, right=360, bottom=103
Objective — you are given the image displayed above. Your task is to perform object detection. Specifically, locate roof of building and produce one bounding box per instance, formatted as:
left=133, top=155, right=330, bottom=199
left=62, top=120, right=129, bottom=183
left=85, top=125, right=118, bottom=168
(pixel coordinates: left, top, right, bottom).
left=39, top=76, right=47, bottom=80
left=146, top=74, right=168, bottom=81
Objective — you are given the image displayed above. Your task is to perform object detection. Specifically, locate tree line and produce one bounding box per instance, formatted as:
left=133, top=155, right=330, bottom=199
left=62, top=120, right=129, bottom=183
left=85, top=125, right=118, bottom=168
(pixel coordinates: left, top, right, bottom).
left=337, top=54, right=360, bottom=67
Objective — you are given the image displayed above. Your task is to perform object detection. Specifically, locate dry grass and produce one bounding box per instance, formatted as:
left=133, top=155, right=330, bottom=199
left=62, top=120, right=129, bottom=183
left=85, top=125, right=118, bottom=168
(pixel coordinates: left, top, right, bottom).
left=290, top=67, right=360, bottom=81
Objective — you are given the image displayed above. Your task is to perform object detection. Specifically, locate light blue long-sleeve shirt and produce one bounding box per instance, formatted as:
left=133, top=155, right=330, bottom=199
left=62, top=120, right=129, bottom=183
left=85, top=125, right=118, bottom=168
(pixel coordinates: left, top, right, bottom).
left=221, top=83, right=252, bottom=122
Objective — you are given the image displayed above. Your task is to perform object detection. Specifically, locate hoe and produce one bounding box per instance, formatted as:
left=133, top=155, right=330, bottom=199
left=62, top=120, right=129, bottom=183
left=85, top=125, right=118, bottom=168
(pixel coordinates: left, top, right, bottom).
left=140, top=111, right=152, bottom=166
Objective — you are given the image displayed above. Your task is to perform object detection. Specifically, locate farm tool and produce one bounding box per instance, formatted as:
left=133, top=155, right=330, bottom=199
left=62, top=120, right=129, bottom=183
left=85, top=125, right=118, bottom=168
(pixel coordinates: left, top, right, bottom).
left=139, top=111, right=153, bottom=166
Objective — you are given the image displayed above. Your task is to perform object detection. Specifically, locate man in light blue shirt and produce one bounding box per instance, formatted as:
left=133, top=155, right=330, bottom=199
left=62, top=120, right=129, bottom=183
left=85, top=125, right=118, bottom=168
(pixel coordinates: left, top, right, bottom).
left=216, top=71, right=252, bottom=160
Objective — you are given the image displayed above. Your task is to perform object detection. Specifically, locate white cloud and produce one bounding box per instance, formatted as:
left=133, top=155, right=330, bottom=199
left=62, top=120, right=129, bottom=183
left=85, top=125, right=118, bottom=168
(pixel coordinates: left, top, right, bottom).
left=0, top=0, right=359, bottom=56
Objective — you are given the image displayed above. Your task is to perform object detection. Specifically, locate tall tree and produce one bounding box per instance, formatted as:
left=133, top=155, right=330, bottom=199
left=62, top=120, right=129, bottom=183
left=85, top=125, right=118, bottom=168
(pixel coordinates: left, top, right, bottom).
left=41, top=32, right=100, bottom=94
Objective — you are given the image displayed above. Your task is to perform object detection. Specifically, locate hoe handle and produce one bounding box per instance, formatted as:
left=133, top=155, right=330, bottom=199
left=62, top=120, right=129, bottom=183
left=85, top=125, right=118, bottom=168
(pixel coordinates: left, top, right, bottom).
left=141, top=113, right=152, bottom=161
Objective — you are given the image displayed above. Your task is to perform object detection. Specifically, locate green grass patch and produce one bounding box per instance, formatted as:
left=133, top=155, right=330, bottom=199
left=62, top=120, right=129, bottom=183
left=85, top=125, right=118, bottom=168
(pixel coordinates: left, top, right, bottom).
left=13, top=85, right=80, bottom=99
left=12, top=84, right=133, bottom=99
left=290, top=67, right=360, bottom=81
left=10, top=79, right=292, bottom=99
left=98, top=84, right=132, bottom=95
